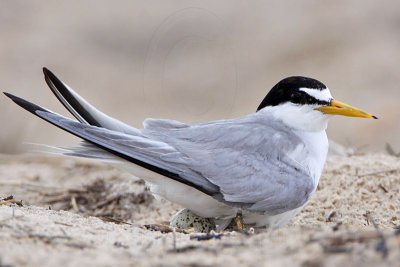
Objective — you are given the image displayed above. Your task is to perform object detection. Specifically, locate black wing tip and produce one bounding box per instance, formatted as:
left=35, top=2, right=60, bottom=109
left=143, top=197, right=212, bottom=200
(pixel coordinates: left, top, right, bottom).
left=42, top=68, right=78, bottom=112
left=43, top=67, right=55, bottom=83
left=43, top=67, right=64, bottom=90
left=3, top=91, right=14, bottom=99
left=3, top=92, right=47, bottom=114
left=43, top=67, right=53, bottom=77
left=43, top=67, right=58, bottom=85
left=3, top=92, right=24, bottom=104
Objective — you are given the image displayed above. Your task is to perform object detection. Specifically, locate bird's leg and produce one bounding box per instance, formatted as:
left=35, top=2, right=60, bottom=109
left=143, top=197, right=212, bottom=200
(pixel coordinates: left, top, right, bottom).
left=233, top=212, right=245, bottom=232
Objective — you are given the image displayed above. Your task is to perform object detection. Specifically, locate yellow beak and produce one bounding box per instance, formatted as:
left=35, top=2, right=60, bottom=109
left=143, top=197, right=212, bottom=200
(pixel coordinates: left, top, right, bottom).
left=316, top=100, right=377, bottom=119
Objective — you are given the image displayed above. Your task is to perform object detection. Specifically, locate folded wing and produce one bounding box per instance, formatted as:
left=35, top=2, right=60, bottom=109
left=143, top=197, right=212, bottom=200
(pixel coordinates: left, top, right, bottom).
left=143, top=116, right=315, bottom=215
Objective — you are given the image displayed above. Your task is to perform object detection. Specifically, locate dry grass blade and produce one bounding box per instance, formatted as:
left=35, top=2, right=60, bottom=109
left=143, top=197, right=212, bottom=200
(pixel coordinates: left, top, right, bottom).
left=98, top=216, right=133, bottom=225
left=358, top=168, right=399, bottom=177
left=378, top=184, right=389, bottom=193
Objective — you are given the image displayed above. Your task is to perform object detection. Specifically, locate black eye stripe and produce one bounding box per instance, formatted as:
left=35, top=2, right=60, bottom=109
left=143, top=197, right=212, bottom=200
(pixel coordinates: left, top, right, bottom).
left=290, top=91, right=330, bottom=106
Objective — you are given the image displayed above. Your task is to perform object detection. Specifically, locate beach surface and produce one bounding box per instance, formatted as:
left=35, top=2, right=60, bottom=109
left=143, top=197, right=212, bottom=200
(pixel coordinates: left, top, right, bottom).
left=0, top=152, right=399, bottom=267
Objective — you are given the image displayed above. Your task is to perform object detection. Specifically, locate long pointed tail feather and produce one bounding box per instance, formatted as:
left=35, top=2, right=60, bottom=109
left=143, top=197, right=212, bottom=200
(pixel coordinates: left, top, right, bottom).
left=42, top=68, right=140, bottom=135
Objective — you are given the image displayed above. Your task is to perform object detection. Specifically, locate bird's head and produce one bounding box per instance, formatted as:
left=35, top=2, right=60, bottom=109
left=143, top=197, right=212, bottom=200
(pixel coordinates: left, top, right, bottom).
left=257, top=76, right=377, bottom=132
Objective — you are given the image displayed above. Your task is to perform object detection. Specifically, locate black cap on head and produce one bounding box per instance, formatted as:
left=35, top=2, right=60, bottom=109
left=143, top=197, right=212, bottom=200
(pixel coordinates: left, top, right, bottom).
left=257, top=76, right=329, bottom=111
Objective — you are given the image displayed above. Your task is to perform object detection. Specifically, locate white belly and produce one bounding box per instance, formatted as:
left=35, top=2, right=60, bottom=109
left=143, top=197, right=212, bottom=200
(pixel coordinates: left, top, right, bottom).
left=243, top=206, right=305, bottom=228
left=118, top=161, right=236, bottom=218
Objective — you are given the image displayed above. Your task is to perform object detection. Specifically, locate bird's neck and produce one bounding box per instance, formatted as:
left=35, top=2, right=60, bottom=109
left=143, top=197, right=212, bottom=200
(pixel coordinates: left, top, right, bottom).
left=257, top=104, right=330, bottom=188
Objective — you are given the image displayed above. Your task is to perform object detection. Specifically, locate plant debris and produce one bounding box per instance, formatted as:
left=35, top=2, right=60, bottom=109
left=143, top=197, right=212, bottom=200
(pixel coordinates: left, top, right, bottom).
left=190, top=232, right=223, bottom=241
left=42, top=179, right=153, bottom=222
left=143, top=224, right=189, bottom=234
left=0, top=195, right=23, bottom=206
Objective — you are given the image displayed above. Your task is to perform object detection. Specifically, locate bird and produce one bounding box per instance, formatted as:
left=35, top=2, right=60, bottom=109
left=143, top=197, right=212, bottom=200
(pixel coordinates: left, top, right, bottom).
left=4, top=68, right=376, bottom=231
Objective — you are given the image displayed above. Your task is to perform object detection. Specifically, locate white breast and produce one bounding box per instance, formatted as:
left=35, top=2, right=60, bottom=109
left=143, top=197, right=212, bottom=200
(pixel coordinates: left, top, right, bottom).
left=294, top=130, right=329, bottom=189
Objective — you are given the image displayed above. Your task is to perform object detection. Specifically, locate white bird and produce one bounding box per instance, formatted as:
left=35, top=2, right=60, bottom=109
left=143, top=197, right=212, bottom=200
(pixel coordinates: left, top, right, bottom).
left=4, top=68, right=376, bottom=230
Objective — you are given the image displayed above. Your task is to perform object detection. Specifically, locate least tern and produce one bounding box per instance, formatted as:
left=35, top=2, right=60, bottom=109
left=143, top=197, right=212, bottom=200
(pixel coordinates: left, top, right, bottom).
left=4, top=68, right=376, bottom=229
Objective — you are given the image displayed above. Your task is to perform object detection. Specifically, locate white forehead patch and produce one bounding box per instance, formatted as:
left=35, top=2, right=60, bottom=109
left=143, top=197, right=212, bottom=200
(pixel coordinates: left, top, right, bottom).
left=299, top=87, right=333, bottom=102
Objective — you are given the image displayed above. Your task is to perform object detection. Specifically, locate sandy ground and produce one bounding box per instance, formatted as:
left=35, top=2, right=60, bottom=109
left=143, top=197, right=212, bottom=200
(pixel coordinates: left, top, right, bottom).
left=0, top=152, right=399, bottom=267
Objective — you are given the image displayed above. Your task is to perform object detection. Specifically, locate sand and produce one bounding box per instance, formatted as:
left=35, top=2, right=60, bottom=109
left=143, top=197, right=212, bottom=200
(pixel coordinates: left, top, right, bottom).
left=0, top=152, right=399, bottom=267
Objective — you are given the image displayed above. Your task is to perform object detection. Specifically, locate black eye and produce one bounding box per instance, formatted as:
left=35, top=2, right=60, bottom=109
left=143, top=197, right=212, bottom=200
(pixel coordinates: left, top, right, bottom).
left=290, top=91, right=307, bottom=105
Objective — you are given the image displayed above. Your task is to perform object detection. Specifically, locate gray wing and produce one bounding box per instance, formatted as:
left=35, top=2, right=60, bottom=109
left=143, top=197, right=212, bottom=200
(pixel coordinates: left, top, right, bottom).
left=143, top=115, right=315, bottom=215
left=6, top=93, right=314, bottom=215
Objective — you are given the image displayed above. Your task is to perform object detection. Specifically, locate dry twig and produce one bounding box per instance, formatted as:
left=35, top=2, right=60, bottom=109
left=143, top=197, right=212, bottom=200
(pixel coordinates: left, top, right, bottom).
left=385, top=143, right=400, bottom=157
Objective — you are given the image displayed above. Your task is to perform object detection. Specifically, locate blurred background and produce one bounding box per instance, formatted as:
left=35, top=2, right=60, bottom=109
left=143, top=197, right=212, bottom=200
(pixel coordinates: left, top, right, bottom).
left=1, top=0, right=399, bottom=153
